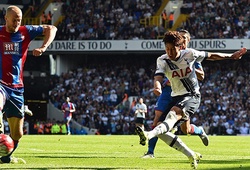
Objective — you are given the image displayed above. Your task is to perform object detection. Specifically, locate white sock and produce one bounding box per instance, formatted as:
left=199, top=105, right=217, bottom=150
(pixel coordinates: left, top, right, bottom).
left=148, top=124, right=167, bottom=139
left=148, top=110, right=178, bottom=139
left=158, top=133, right=194, bottom=157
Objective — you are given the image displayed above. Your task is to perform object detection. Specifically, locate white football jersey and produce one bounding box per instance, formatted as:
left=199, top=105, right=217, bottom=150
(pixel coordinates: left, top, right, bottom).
left=155, top=49, right=208, bottom=97
left=135, top=103, right=147, bottom=118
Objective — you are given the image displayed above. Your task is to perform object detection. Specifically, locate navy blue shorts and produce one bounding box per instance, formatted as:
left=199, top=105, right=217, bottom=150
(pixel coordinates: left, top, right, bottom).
left=0, top=84, right=24, bottom=118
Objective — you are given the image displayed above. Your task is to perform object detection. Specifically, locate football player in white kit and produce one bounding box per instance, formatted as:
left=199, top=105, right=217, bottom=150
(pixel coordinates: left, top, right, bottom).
left=141, top=30, right=209, bottom=162
left=135, top=97, right=147, bottom=130
left=136, top=31, right=247, bottom=169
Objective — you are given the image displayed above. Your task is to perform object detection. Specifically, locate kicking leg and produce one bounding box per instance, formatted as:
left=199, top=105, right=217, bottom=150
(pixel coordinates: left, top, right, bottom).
left=158, top=132, right=202, bottom=169
left=148, top=107, right=182, bottom=139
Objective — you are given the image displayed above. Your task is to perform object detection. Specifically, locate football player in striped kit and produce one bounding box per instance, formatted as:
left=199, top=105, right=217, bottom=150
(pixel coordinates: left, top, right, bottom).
left=136, top=31, right=247, bottom=169
left=61, top=97, right=76, bottom=135
left=0, top=5, right=57, bottom=164
left=141, top=30, right=208, bottom=160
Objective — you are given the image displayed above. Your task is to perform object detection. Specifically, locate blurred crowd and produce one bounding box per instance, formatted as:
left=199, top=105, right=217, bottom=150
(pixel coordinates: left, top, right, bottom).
left=48, top=56, right=250, bottom=136
left=0, top=0, right=249, bottom=39
left=0, top=1, right=249, bottom=136
left=55, top=0, right=250, bottom=40
left=180, top=0, right=250, bottom=39
left=56, top=0, right=163, bottom=40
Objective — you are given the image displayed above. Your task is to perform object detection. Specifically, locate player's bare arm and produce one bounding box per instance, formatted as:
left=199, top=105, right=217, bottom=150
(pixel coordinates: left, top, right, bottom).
left=207, top=47, right=247, bottom=61
left=153, top=75, right=164, bottom=96
left=32, top=25, right=57, bottom=56
left=195, top=68, right=204, bottom=81
left=70, top=107, right=76, bottom=113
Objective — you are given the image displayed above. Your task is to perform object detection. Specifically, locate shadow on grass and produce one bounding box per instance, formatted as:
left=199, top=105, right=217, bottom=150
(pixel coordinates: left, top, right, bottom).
left=0, top=168, right=141, bottom=170
left=202, top=159, right=250, bottom=170
left=200, top=159, right=249, bottom=164
left=169, top=158, right=250, bottom=170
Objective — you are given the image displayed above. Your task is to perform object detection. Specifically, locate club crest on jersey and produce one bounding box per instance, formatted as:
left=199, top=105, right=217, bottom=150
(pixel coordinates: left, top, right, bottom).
left=3, top=42, right=19, bottom=55
left=172, top=67, right=192, bottom=78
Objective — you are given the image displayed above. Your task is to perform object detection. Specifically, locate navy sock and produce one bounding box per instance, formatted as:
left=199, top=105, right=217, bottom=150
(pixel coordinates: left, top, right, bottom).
left=147, top=137, right=158, bottom=155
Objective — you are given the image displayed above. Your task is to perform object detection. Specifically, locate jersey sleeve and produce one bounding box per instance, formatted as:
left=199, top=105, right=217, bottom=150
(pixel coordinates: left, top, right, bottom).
left=191, top=48, right=208, bottom=63
left=135, top=104, right=139, bottom=110
left=25, top=25, right=44, bottom=40
left=155, top=56, right=166, bottom=76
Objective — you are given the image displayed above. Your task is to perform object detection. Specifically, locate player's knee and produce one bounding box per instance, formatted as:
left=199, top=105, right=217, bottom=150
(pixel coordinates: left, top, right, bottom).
left=166, top=110, right=177, bottom=121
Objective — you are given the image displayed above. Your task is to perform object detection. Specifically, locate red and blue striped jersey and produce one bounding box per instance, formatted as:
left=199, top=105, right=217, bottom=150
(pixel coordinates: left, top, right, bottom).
left=0, top=25, right=43, bottom=88
left=61, top=102, right=75, bottom=118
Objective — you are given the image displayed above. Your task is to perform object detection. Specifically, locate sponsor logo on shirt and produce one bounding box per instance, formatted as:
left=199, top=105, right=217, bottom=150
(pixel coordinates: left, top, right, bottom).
left=172, top=67, right=192, bottom=78
left=3, top=42, right=19, bottom=55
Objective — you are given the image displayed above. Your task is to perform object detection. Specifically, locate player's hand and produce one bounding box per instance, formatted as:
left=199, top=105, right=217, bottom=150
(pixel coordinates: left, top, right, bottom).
left=154, top=81, right=162, bottom=96
left=32, top=47, right=46, bottom=56
left=153, top=88, right=162, bottom=96
left=231, top=47, right=247, bottom=60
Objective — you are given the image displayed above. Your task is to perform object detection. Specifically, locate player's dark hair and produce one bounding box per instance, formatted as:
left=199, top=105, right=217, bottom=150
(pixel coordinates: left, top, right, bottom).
left=162, top=31, right=184, bottom=46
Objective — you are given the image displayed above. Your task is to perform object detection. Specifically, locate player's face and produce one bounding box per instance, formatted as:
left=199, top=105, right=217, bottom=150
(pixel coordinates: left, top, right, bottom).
left=165, top=43, right=181, bottom=61
left=139, top=98, right=143, bottom=103
left=66, top=97, right=70, bottom=102
left=5, top=9, right=22, bottom=33
left=180, top=32, right=190, bottom=49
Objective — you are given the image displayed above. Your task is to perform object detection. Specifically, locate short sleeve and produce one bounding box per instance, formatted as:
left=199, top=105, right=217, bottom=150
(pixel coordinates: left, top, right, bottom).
left=25, top=25, right=44, bottom=40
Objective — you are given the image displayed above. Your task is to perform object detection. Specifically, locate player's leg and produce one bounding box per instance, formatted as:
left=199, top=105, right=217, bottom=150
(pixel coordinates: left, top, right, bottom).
left=136, top=107, right=181, bottom=142
left=135, top=117, right=145, bottom=130
left=141, top=137, right=158, bottom=158
left=66, top=117, right=71, bottom=135
left=141, top=106, right=165, bottom=158
left=0, top=89, right=6, bottom=134
left=136, top=95, right=201, bottom=144
left=0, top=116, right=26, bottom=164
left=180, top=120, right=209, bottom=146
left=136, top=106, right=183, bottom=141
left=158, top=132, right=202, bottom=169
left=0, top=89, right=26, bottom=164
left=151, top=95, right=201, bottom=138
left=135, top=118, right=146, bottom=145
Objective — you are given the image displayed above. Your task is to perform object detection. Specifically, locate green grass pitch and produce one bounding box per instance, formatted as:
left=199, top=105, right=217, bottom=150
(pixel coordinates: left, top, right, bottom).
left=1, top=135, right=250, bottom=170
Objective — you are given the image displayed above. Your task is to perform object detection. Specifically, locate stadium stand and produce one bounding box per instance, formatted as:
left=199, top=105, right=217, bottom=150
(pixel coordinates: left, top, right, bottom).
left=0, top=1, right=249, bottom=135
left=47, top=56, right=250, bottom=135
left=55, top=0, right=164, bottom=40
left=54, top=0, right=250, bottom=40
left=178, top=0, right=250, bottom=39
